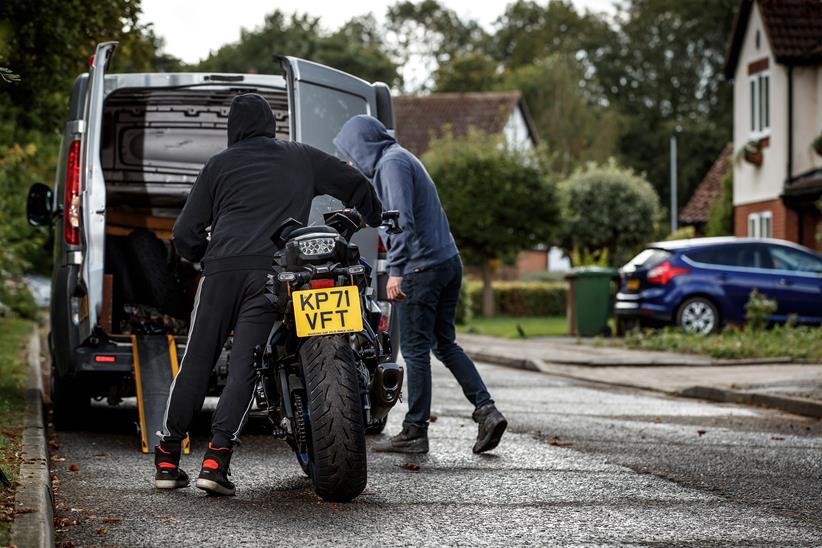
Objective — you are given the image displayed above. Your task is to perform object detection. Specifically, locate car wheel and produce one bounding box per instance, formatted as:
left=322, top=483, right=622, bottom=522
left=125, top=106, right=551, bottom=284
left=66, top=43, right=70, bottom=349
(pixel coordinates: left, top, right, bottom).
left=676, top=297, right=719, bottom=335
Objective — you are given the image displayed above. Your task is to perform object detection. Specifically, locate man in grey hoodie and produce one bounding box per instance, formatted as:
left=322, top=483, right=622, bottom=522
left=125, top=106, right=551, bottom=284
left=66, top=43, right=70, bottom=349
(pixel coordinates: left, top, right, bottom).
left=334, top=115, right=507, bottom=454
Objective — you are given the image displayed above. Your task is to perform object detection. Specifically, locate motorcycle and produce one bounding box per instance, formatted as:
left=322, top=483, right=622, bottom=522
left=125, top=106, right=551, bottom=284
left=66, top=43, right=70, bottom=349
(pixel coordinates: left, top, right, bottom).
left=251, top=209, right=403, bottom=502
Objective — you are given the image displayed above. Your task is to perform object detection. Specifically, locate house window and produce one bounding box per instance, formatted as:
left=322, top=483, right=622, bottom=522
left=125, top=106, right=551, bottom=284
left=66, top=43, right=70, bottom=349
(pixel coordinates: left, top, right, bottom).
left=749, top=71, right=770, bottom=137
left=747, top=211, right=772, bottom=238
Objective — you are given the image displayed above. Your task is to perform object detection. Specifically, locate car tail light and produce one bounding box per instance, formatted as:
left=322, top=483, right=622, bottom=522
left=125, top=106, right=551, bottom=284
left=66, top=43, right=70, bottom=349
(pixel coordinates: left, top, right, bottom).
left=646, top=261, right=689, bottom=285
left=310, top=278, right=335, bottom=289
left=377, top=301, right=391, bottom=333
left=64, top=139, right=81, bottom=245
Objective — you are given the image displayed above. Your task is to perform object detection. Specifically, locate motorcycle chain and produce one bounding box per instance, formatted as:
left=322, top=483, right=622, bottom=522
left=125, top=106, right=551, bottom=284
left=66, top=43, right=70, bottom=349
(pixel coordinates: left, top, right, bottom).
left=292, top=393, right=308, bottom=456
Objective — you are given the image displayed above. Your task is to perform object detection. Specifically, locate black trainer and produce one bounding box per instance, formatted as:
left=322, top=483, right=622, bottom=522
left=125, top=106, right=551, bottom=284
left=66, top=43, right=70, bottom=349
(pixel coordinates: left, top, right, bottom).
left=373, top=424, right=429, bottom=454
left=195, top=443, right=236, bottom=496
left=154, top=441, right=190, bottom=489
left=472, top=403, right=507, bottom=454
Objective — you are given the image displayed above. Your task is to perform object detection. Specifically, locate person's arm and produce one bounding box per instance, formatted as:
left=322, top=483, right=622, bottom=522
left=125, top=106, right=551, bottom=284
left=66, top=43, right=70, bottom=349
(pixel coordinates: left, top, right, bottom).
left=304, top=144, right=383, bottom=227
left=172, top=161, right=214, bottom=262
left=377, top=158, right=416, bottom=278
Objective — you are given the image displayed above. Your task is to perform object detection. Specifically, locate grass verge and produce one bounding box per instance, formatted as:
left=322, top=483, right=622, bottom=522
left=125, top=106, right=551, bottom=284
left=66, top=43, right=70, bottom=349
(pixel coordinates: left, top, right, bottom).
left=457, top=316, right=568, bottom=338
left=621, top=324, right=822, bottom=362
left=0, top=317, right=34, bottom=543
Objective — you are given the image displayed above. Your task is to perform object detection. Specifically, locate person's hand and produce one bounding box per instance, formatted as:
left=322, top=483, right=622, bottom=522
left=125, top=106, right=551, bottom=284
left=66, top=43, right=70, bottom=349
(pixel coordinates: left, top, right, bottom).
left=387, top=275, right=406, bottom=301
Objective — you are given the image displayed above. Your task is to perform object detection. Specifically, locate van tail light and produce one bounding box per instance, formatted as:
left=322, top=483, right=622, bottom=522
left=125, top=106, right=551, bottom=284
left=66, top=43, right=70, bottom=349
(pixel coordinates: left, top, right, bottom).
left=376, top=235, right=387, bottom=254
left=310, top=278, right=335, bottom=289
left=646, top=261, right=689, bottom=285
left=64, top=139, right=81, bottom=245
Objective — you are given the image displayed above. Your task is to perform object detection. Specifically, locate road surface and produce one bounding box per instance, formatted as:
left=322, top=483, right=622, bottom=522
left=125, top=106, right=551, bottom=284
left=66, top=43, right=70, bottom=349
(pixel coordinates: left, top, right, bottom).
left=51, top=358, right=822, bottom=546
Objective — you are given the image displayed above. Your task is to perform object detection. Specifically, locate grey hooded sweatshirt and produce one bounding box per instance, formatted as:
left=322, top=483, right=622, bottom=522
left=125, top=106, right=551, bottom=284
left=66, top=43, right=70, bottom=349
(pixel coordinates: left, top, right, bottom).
left=333, top=115, right=458, bottom=276
left=173, top=94, right=382, bottom=275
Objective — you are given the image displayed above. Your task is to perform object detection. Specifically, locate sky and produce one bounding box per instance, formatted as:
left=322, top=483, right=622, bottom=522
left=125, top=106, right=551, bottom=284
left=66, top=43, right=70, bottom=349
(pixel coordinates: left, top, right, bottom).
left=140, top=0, right=619, bottom=65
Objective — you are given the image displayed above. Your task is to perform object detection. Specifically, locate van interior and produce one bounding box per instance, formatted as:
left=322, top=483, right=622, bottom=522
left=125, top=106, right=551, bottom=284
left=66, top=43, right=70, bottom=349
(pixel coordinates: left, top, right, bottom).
left=99, top=86, right=289, bottom=335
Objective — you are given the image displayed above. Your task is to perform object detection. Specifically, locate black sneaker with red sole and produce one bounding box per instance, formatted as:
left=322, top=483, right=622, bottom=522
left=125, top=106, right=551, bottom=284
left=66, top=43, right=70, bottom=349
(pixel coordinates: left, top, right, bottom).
left=154, top=442, right=190, bottom=489
left=195, top=443, right=236, bottom=496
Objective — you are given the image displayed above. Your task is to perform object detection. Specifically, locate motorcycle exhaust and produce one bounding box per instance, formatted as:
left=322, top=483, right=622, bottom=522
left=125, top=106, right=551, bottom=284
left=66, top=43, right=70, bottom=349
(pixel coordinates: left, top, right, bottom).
left=370, top=362, right=403, bottom=421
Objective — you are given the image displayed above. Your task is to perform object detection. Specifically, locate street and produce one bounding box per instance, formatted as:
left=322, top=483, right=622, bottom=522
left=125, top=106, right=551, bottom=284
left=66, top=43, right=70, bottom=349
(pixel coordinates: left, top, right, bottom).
left=51, top=358, right=822, bottom=546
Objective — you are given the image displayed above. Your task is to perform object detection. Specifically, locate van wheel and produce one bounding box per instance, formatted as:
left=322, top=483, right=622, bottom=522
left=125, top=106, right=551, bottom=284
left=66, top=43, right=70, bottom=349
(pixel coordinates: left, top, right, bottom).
left=51, top=365, right=90, bottom=431
left=676, top=297, right=719, bottom=335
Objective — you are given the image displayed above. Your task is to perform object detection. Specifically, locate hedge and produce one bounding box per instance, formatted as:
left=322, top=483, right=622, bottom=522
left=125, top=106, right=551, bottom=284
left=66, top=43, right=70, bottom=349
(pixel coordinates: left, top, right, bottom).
left=459, top=281, right=567, bottom=321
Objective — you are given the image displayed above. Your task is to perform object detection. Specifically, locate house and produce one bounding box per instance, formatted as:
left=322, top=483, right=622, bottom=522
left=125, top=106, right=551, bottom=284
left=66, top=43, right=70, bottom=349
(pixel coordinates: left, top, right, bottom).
left=393, top=92, right=571, bottom=275
left=725, top=0, right=822, bottom=250
left=679, top=144, right=733, bottom=234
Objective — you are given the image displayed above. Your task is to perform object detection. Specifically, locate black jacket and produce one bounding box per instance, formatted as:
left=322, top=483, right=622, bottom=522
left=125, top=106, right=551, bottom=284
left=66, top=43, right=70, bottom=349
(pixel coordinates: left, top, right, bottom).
left=172, top=93, right=383, bottom=274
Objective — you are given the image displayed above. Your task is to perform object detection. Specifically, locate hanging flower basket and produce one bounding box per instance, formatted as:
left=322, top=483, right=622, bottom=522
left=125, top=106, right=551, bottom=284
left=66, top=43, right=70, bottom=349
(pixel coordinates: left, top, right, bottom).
left=741, top=140, right=763, bottom=167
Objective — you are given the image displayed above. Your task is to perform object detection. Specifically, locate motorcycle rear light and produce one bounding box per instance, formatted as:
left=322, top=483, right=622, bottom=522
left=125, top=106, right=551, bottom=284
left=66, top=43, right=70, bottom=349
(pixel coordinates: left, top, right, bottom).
left=64, top=139, right=81, bottom=245
left=310, top=279, right=335, bottom=289
left=646, top=261, right=689, bottom=285
left=278, top=272, right=297, bottom=283
left=378, top=314, right=389, bottom=333
left=95, top=355, right=116, bottom=363
left=376, top=235, right=387, bottom=254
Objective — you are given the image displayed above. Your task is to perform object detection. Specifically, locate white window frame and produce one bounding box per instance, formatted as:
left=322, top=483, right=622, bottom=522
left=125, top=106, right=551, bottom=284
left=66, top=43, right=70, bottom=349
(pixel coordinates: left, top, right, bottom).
left=748, top=71, right=770, bottom=139
left=747, top=211, right=772, bottom=238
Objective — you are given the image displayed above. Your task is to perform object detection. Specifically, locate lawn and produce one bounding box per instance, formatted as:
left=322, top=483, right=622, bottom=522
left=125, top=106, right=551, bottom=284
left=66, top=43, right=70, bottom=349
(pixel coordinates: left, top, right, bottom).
left=0, top=317, right=34, bottom=543
left=621, top=325, right=822, bottom=362
left=457, top=316, right=569, bottom=338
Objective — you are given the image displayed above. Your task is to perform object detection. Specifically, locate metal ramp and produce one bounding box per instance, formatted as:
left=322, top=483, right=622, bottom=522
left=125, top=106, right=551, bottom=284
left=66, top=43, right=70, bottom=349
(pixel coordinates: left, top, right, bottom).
left=132, top=334, right=190, bottom=454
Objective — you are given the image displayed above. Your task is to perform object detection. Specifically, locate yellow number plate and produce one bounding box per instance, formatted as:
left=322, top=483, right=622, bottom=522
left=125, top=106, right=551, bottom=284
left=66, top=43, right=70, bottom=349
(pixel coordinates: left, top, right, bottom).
left=626, top=279, right=640, bottom=291
left=292, top=286, right=363, bottom=337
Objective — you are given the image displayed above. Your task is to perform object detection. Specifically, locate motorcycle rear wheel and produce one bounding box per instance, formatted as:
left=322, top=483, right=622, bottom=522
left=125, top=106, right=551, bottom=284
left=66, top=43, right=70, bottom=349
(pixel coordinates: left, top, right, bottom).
left=299, top=335, right=367, bottom=502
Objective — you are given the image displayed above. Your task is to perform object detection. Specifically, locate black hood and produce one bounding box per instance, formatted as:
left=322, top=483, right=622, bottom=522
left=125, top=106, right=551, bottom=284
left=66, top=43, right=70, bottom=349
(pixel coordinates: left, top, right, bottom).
left=227, top=93, right=276, bottom=146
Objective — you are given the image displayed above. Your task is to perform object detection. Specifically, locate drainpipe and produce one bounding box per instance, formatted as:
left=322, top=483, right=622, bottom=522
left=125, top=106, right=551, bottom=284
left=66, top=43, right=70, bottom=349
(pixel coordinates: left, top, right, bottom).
left=787, top=65, right=794, bottom=184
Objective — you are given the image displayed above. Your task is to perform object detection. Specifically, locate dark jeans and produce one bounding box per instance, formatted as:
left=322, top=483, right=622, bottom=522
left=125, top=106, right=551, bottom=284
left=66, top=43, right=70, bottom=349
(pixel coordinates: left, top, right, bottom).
left=399, top=254, right=492, bottom=427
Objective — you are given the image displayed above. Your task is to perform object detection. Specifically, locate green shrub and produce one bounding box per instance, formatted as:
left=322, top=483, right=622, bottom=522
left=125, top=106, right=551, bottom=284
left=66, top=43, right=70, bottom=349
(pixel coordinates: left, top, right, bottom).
left=466, top=281, right=566, bottom=317
left=745, top=289, right=777, bottom=331
left=456, top=279, right=471, bottom=325
left=0, top=279, right=37, bottom=320
left=705, top=173, right=734, bottom=236
left=665, top=226, right=695, bottom=241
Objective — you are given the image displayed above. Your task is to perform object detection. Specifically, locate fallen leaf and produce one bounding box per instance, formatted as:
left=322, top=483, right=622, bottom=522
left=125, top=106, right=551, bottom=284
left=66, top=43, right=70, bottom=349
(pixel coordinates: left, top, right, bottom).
left=54, top=517, right=79, bottom=527
left=15, top=508, right=38, bottom=514
left=398, top=463, right=420, bottom=471
left=48, top=440, right=60, bottom=451
left=429, top=415, right=438, bottom=422
left=697, top=430, right=706, bottom=437
left=68, top=464, right=79, bottom=472
left=548, top=437, right=574, bottom=448
left=102, top=516, right=121, bottom=524
left=771, top=436, right=785, bottom=441
left=49, top=456, right=66, bottom=462
left=96, top=527, right=108, bottom=535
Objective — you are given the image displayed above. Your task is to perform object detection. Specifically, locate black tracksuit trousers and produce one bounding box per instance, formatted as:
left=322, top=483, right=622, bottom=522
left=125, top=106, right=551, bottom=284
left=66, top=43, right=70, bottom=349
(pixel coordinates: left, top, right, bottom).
left=161, top=269, right=276, bottom=448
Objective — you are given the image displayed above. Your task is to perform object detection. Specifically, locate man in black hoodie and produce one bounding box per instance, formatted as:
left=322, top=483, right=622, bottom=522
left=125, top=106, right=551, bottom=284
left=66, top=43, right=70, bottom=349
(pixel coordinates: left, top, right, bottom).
left=152, top=93, right=382, bottom=496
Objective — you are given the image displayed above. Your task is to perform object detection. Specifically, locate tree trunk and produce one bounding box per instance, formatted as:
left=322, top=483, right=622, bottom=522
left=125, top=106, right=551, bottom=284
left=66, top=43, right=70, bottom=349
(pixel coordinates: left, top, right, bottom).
left=481, top=259, right=494, bottom=319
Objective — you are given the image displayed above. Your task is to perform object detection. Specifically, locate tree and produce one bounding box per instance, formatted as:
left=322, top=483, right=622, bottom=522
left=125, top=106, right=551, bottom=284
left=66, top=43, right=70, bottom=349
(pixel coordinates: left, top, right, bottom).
left=433, top=51, right=500, bottom=93
left=499, top=55, right=620, bottom=176
left=0, top=0, right=179, bottom=133
left=591, top=0, right=738, bottom=220
left=558, top=161, right=660, bottom=267
left=385, top=0, right=488, bottom=91
left=197, top=11, right=399, bottom=87
left=421, top=129, right=558, bottom=318
left=705, top=173, right=734, bottom=236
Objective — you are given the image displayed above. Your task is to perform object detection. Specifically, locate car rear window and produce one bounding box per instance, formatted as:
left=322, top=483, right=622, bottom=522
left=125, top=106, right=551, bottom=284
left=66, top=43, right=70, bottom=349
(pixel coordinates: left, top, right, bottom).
left=623, top=248, right=670, bottom=272
left=685, top=244, right=771, bottom=268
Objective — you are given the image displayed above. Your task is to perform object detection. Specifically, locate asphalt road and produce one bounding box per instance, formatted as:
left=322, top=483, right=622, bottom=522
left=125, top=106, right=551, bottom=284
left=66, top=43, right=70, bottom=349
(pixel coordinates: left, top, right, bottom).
left=51, top=358, right=822, bottom=546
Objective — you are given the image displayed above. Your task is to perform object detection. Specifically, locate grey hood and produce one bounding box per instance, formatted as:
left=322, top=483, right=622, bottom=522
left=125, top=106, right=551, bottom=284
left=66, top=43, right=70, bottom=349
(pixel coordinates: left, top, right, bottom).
left=227, top=93, right=276, bottom=146
left=333, top=115, right=395, bottom=178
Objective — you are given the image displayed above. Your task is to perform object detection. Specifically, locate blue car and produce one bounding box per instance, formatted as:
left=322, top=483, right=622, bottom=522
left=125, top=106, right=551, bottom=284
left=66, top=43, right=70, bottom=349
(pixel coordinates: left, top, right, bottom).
left=615, top=237, right=822, bottom=334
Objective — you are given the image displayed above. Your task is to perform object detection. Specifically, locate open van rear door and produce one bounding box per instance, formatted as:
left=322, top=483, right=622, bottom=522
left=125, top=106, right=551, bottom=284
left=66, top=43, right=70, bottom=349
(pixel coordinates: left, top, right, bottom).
left=277, top=56, right=394, bottom=289
left=79, top=42, right=117, bottom=337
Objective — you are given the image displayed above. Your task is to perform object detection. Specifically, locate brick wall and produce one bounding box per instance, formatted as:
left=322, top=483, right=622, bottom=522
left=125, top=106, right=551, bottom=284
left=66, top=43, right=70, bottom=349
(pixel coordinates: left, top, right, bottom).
left=734, top=198, right=799, bottom=241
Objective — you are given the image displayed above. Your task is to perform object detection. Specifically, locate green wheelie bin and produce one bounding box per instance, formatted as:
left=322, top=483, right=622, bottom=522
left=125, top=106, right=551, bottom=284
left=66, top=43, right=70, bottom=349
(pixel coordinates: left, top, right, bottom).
left=565, top=267, right=618, bottom=337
